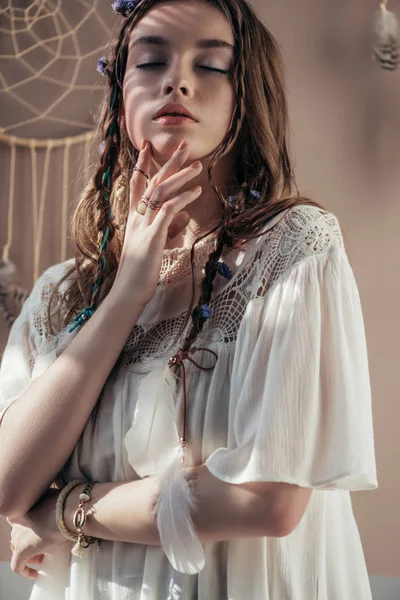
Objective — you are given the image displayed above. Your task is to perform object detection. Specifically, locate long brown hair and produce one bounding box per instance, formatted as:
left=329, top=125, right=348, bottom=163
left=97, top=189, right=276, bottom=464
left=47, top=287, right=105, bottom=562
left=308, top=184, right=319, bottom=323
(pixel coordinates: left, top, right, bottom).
left=48, top=0, right=335, bottom=355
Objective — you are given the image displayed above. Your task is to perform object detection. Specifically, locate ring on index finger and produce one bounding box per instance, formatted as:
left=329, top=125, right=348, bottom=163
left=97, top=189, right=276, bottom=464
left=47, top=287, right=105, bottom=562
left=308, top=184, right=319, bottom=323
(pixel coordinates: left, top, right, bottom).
left=133, top=166, right=150, bottom=181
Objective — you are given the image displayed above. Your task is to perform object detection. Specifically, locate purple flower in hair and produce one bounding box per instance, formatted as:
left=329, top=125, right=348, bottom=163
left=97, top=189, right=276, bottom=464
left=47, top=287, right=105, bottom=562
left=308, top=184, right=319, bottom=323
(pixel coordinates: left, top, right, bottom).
left=98, top=140, right=106, bottom=155
left=216, top=262, right=233, bottom=280
left=97, top=57, right=108, bottom=77
left=249, top=189, right=261, bottom=201
left=199, top=304, right=212, bottom=320
left=112, top=0, right=139, bottom=15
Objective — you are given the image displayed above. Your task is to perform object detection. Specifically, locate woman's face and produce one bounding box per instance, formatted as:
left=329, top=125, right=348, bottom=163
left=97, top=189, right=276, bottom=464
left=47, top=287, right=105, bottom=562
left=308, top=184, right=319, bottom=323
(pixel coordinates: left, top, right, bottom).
left=122, top=0, right=236, bottom=163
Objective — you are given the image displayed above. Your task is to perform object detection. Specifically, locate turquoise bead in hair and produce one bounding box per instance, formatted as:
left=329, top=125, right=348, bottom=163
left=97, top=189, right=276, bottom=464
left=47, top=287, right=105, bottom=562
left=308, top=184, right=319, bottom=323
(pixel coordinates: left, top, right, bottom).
left=67, top=149, right=116, bottom=332
left=68, top=307, right=96, bottom=333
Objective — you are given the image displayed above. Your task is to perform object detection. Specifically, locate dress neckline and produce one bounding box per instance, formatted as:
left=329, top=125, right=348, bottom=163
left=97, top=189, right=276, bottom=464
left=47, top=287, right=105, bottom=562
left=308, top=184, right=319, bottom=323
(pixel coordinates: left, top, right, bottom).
left=162, top=233, right=218, bottom=257
left=159, top=234, right=218, bottom=285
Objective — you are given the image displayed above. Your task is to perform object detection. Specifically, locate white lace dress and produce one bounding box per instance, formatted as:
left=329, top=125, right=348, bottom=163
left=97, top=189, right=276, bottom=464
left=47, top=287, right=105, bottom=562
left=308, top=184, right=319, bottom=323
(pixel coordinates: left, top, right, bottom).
left=0, top=205, right=378, bottom=600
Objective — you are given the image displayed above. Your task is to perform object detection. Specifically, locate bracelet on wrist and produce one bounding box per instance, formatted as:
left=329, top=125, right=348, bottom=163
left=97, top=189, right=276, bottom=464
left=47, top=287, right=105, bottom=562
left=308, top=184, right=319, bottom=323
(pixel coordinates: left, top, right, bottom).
left=55, top=479, right=102, bottom=557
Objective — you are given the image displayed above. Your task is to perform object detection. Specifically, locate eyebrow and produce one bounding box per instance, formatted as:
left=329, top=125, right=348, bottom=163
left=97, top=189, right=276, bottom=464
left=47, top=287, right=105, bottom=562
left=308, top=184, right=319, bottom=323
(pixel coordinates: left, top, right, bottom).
left=131, top=35, right=234, bottom=51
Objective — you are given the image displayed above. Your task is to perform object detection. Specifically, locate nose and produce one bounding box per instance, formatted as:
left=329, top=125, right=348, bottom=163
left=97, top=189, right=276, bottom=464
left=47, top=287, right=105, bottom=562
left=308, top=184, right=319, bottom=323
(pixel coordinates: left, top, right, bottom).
left=163, top=82, right=190, bottom=96
left=161, top=60, right=194, bottom=98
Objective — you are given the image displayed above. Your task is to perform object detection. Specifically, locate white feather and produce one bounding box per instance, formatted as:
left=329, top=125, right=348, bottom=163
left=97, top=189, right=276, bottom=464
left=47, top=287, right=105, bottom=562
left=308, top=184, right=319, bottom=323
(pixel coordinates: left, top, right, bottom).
left=373, top=5, right=399, bottom=71
left=124, top=358, right=205, bottom=574
left=124, top=359, right=180, bottom=477
left=152, top=444, right=206, bottom=574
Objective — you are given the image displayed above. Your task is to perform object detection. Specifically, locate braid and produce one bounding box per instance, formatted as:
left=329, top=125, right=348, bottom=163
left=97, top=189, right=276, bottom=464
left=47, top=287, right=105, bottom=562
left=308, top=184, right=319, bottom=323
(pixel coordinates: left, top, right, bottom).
left=68, top=82, right=122, bottom=332
left=181, top=229, right=230, bottom=353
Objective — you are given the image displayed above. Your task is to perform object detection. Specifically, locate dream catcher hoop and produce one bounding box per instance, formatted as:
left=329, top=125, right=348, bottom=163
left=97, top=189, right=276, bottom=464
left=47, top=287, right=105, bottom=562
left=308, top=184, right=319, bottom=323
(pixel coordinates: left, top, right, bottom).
left=0, top=0, right=112, bottom=328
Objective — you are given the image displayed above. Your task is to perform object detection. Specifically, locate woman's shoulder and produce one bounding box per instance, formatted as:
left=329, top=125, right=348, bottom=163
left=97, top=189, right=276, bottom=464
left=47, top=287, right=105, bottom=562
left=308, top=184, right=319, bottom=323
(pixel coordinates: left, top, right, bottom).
left=30, top=258, right=76, bottom=298
left=234, top=204, right=345, bottom=301
left=256, top=203, right=345, bottom=260
left=21, top=258, right=77, bottom=330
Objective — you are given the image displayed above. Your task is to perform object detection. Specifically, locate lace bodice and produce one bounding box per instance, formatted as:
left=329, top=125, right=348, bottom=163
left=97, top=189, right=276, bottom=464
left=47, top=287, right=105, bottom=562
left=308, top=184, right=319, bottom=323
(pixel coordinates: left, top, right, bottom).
left=159, top=233, right=218, bottom=285
left=20, top=205, right=344, bottom=374
left=112, top=206, right=343, bottom=369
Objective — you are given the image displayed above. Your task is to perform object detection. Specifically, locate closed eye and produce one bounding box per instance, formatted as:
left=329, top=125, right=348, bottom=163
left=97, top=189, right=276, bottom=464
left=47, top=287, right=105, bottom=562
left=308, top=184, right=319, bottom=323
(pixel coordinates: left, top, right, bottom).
left=136, top=62, right=230, bottom=75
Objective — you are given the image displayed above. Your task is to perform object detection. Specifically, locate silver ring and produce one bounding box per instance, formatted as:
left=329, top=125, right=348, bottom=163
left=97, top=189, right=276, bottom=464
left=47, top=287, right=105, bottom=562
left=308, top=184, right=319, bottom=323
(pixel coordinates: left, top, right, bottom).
left=135, top=194, right=164, bottom=215
left=147, top=197, right=164, bottom=212
left=132, top=167, right=150, bottom=181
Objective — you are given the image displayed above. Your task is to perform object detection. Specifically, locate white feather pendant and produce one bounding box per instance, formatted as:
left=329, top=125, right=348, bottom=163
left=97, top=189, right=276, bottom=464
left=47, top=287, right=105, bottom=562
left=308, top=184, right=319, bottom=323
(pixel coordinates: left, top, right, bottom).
left=152, top=444, right=206, bottom=574
left=373, top=4, right=399, bottom=71
left=124, top=359, right=180, bottom=477
left=124, top=358, right=205, bottom=574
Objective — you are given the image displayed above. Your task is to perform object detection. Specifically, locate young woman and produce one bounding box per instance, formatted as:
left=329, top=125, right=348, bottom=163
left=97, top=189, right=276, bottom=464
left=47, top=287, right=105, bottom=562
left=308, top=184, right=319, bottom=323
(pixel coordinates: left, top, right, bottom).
left=0, top=0, right=377, bottom=598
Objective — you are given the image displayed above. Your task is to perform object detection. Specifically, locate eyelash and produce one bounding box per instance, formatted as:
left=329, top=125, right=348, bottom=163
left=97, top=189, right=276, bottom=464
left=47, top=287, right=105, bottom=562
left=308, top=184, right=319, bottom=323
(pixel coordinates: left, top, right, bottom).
left=136, top=62, right=230, bottom=75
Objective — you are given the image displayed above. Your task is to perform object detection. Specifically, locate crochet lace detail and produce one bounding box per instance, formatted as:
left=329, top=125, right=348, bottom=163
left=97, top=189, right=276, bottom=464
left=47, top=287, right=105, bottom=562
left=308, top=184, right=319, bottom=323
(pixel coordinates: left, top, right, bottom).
left=23, top=205, right=344, bottom=374
left=119, top=206, right=344, bottom=370
left=159, top=234, right=217, bottom=285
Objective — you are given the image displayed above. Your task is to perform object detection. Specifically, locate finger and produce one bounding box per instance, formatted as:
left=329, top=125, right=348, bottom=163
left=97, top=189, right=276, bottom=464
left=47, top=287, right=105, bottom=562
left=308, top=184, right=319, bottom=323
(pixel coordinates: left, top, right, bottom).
left=142, top=160, right=203, bottom=225
left=129, top=140, right=152, bottom=212
left=27, top=554, right=45, bottom=565
left=21, top=566, right=39, bottom=580
left=153, top=187, right=202, bottom=232
left=139, top=142, right=193, bottom=218
left=11, top=553, right=40, bottom=579
left=147, top=141, right=191, bottom=190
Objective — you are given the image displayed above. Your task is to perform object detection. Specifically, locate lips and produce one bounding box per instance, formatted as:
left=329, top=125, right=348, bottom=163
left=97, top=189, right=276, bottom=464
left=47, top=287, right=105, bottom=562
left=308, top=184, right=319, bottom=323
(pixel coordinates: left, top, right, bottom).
left=154, top=103, right=197, bottom=121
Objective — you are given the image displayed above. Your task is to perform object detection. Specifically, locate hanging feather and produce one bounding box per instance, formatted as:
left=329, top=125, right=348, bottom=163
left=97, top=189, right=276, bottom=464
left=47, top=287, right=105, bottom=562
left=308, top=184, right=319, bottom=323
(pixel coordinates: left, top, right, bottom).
left=124, top=360, right=181, bottom=476
left=123, top=358, right=206, bottom=574
left=152, top=444, right=206, bottom=575
left=372, top=3, right=399, bottom=71
left=0, top=258, right=29, bottom=328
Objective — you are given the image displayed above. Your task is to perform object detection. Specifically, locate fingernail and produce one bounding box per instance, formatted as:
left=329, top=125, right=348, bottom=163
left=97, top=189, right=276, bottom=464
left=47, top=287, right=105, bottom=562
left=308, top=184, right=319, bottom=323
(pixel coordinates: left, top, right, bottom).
left=141, top=139, right=146, bottom=151
left=178, top=140, right=188, bottom=151
left=191, top=161, right=202, bottom=169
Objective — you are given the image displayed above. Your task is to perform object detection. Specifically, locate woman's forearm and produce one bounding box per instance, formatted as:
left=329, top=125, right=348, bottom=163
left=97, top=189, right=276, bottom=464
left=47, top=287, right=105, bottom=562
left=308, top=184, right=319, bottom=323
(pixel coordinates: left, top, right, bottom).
left=0, top=287, right=146, bottom=519
left=63, top=465, right=283, bottom=546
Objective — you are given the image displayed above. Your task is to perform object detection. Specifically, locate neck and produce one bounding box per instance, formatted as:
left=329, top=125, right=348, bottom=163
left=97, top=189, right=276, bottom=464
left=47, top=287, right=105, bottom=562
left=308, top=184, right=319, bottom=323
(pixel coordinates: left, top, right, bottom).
left=150, top=147, right=239, bottom=249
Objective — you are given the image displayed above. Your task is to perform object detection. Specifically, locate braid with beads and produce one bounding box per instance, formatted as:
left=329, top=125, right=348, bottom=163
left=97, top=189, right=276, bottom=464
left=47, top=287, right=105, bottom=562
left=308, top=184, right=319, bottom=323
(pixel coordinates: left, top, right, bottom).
left=68, top=62, right=124, bottom=331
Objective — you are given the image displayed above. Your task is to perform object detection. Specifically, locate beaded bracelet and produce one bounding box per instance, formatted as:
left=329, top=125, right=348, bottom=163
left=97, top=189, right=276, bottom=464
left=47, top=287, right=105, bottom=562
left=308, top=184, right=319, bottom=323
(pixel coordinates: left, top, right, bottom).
left=55, top=479, right=102, bottom=557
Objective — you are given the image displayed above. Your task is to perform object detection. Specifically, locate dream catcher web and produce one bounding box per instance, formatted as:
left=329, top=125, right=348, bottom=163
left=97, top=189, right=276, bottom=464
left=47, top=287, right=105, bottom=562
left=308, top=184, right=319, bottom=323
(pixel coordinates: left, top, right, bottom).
left=0, top=0, right=113, bottom=329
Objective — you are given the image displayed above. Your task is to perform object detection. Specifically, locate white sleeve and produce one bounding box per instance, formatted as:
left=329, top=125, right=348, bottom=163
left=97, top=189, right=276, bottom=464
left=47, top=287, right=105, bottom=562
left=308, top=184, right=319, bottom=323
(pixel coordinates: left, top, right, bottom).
left=0, top=300, right=33, bottom=425
left=0, top=262, right=73, bottom=426
left=205, top=245, right=378, bottom=491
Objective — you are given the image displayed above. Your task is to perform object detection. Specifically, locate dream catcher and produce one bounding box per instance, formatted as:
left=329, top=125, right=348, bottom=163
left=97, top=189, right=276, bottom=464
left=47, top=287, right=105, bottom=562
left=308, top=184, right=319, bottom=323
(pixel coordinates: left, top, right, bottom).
left=0, top=0, right=113, bottom=328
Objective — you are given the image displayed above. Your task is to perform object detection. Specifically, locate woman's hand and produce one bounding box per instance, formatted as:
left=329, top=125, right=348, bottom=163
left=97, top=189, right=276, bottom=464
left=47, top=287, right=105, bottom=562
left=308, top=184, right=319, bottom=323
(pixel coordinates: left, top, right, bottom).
left=7, top=488, right=72, bottom=580
left=113, top=139, right=203, bottom=307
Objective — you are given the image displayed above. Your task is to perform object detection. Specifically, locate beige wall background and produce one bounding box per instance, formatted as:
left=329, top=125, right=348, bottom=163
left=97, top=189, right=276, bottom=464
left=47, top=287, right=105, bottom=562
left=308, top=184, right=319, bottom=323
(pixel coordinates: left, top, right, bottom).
left=0, top=0, right=398, bottom=591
